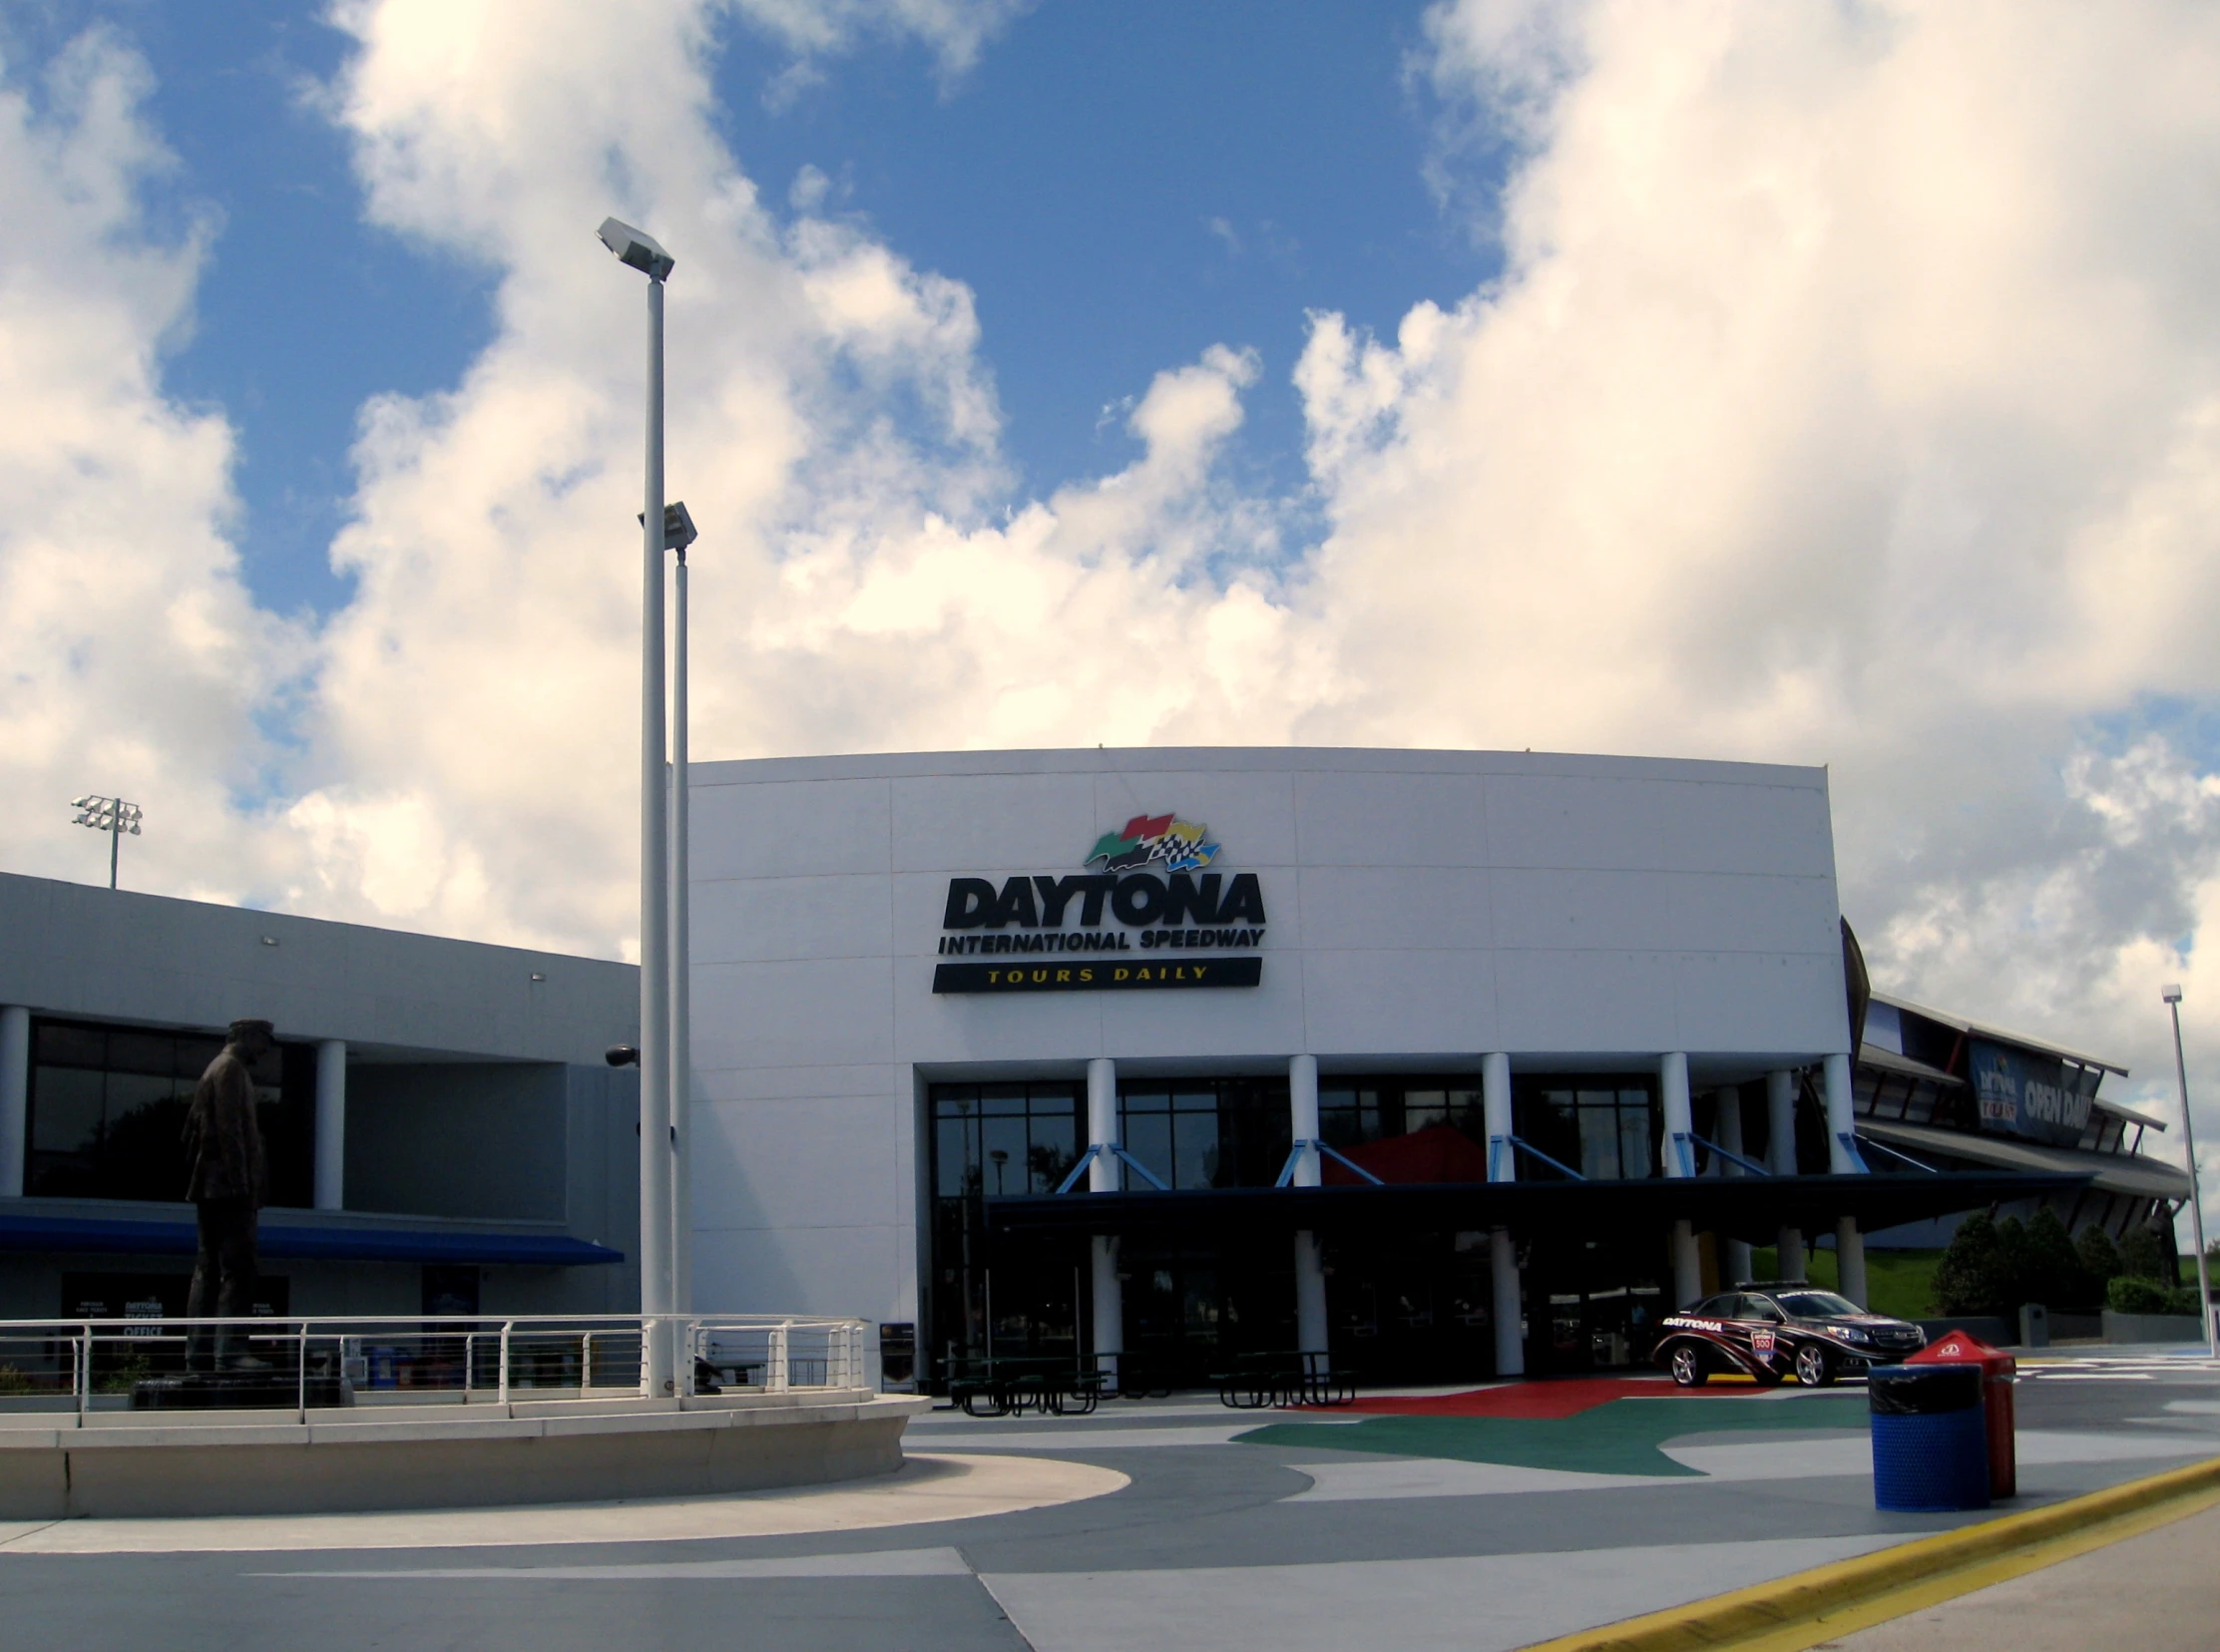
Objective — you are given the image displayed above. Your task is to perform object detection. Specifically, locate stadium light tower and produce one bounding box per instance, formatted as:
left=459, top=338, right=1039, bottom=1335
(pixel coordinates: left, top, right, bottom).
left=599, top=213, right=677, bottom=1397
left=71, top=795, right=142, bottom=890
left=2161, top=984, right=2216, bottom=1357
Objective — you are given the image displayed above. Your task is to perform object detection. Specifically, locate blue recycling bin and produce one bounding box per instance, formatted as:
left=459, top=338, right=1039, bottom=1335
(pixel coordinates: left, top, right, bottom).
left=1870, top=1364, right=1990, bottom=1512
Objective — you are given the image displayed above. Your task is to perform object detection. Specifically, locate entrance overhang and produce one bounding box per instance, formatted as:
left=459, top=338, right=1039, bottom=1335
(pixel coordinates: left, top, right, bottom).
left=982, top=1171, right=2090, bottom=1245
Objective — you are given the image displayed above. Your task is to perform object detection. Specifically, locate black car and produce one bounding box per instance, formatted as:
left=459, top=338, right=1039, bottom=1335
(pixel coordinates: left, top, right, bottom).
left=1651, top=1282, right=1928, bottom=1388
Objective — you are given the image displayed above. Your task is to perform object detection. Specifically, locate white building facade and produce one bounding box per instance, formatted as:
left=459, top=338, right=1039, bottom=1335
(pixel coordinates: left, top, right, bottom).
left=686, top=746, right=1901, bottom=1388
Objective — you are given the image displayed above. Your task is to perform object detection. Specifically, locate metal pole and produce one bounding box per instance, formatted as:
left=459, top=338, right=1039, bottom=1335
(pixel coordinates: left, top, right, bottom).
left=108, top=814, right=120, bottom=891
left=638, top=274, right=674, bottom=1398
left=2167, top=995, right=2216, bottom=1357
left=670, top=549, right=692, bottom=1327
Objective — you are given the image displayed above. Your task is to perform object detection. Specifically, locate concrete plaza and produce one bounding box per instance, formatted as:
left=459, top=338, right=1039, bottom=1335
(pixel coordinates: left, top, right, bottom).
left=0, top=1346, right=2214, bottom=1651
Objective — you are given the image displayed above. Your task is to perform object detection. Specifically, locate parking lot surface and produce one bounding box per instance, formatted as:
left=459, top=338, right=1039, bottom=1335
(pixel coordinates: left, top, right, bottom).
left=3, top=1345, right=2215, bottom=1652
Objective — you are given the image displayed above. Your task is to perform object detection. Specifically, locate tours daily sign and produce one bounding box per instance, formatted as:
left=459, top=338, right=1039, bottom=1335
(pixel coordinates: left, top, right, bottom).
left=932, top=813, right=1265, bottom=995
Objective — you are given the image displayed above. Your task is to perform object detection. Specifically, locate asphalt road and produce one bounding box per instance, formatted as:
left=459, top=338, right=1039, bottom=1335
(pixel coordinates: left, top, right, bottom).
left=3, top=1347, right=2215, bottom=1652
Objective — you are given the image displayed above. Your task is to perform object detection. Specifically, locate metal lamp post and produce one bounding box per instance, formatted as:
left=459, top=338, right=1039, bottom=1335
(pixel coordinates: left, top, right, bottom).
left=2161, top=984, right=2216, bottom=1357
left=71, top=795, right=142, bottom=890
left=599, top=215, right=677, bottom=1396
left=645, top=500, right=699, bottom=1320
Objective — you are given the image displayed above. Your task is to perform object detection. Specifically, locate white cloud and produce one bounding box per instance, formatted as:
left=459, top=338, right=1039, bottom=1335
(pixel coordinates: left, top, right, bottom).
left=0, top=31, right=305, bottom=902
left=9, top=2, right=2220, bottom=1230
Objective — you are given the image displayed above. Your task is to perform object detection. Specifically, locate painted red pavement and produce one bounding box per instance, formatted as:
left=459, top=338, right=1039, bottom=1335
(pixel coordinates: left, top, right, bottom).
left=1334, top=1376, right=1773, bottom=1419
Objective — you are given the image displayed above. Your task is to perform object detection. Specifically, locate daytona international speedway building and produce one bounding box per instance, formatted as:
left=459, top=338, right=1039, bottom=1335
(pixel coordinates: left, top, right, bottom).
left=0, top=745, right=2186, bottom=1385
left=684, top=746, right=2190, bottom=1389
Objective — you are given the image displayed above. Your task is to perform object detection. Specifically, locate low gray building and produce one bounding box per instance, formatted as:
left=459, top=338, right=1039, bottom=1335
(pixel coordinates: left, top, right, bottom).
left=0, top=872, right=641, bottom=1324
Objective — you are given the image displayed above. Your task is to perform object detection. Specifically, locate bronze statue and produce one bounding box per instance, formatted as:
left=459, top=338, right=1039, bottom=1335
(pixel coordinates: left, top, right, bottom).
left=184, top=1018, right=270, bottom=1370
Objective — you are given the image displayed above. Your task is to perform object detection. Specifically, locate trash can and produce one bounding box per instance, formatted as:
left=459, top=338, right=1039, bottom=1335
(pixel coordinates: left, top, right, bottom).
left=1870, top=1364, right=1990, bottom=1512
left=1909, top=1329, right=2016, bottom=1498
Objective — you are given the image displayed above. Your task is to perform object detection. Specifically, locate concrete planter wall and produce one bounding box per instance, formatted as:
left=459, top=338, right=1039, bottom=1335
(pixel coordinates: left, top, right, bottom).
left=2101, top=1308, right=2211, bottom=1345
left=1915, top=1317, right=2015, bottom=1348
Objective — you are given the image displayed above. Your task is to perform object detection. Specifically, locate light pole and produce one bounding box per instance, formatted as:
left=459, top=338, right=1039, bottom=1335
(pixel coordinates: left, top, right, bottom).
left=2161, top=985, right=2216, bottom=1357
left=71, top=795, right=142, bottom=890
left=647, top=501, right=699, bottom=1318
left=599, top=215, right=676, bottom=1396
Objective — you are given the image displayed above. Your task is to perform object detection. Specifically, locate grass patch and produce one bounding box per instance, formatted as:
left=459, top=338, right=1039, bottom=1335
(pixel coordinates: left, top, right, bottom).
left=1747, top=1246, right=1943, bottom=1320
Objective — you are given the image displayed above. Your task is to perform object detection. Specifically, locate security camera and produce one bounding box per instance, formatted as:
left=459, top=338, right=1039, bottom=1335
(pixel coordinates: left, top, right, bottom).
left=605, top=1044, right=641, bottom=1067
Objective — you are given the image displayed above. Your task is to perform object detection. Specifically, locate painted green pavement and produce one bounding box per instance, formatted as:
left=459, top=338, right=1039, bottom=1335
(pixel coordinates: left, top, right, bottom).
left=1233, top=1395, right=1872, bottom=1474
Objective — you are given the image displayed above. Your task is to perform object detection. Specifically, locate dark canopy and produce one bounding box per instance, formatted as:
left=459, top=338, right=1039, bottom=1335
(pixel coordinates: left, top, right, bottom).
left=984, top=1171, right=2087, bottom=1247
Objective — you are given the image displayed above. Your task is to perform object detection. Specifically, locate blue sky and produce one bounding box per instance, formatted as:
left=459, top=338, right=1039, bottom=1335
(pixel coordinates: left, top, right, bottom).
left=20, top=0, right=1493, bottom=619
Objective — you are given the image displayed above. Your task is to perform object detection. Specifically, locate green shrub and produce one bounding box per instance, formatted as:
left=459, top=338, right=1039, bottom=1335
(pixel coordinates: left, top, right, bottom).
left=2022, top=1208, right=2091, bottom=1309
left=2107, top=1276, right=2174, bottom=1314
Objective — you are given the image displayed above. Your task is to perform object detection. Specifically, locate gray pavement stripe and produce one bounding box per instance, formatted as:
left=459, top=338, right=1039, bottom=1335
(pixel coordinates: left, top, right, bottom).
left=978, top=1534, right=1906, bottom=1652
left=249, top=1545, right=976, bottom=1579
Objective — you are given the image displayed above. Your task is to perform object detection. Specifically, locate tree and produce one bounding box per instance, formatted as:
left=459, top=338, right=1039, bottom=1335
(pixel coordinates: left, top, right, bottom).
left=2023, top=1208, right=2089, bottom=1308
left=2075, top=1223, right=2123, bottom=1289
left=2118, top=1225, right=2167, bottom=1281
left=1933, top=1212, right=2009, bottom=1316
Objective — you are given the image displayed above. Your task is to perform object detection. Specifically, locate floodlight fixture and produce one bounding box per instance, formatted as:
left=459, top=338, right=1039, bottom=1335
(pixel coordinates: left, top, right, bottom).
left=639, top=500, right=698, bottom=557
left=2164, top=983, right=2184, bottom=1005
left=70, top=793, right=142, bottom=890
left=597, top=217, right=673, bottom=280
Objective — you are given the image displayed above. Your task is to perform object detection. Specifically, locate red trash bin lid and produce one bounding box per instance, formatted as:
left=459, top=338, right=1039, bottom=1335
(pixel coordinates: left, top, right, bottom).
left=1908, top=1328, right=2015, bottom=1377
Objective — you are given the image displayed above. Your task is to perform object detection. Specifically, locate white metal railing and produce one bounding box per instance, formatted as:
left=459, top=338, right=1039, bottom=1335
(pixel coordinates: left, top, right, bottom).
left=0, top=1313, right=870, bottom=1426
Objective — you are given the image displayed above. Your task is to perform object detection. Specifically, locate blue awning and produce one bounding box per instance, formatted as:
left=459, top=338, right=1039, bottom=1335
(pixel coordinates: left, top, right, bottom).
left=0, top=1212, right=624, bottom=1267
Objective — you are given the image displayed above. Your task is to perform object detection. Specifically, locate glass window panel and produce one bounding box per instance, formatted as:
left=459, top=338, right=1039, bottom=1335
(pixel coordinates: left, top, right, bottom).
left=1404, top=1089, right=1448, bottom=1132
left=978, top=1085, right=1025, bottom=1115
left=1026, top=1113, right=1076, bottom=1191
left=935, top=1117, right=974, bottom=1198
left=174, top=1036, right=224, bottom=1079
left=1120, top=1089, right=1171, bottom=1114
left=35, top=1025, right=104, bottom=1068
left=1576, top=1104, right=1621, bottom=1179
left=1123, top=1112, right=1172, bottom=1190
left=1619, top=1104, right=1653, bottom=1180
left=1172, top=1088, right=1215, bottom=1112
left=1172, top=1110, right=1219, bottom=1189
left=980, top=1116, right=1029, bottom=1195
left=30, top=1068, right=104, bottom=1156
left=106, top=1033, right=175, bottom=1076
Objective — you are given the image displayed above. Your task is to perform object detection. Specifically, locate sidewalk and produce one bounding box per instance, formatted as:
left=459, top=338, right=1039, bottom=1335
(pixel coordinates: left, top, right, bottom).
left=1808, top=1500, right=2220, bottom=1652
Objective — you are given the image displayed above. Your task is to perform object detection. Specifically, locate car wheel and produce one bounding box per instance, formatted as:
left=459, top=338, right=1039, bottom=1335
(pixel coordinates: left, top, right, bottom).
left=1793, top=1344, right=1836, bottom=1388
left=1668, top=1345, right=1709, bottom=1388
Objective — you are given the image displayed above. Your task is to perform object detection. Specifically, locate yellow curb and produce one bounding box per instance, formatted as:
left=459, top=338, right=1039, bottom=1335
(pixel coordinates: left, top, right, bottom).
left=1515, top=1453, right=2220, bottom=1652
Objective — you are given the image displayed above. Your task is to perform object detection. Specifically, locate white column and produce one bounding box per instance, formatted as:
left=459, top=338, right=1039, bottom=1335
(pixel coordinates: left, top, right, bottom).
left=1713, top=1086, right=1753, bottom=1287
left=1288, top=1056, right=1327, bottom=1367
left=1768, top=1067, right=1803, bottom=1278
left=1836, top=1216, right=1868, bottom=1307
left=1659, top=1054, right=1699, bottom=1304
left=1087, top=1057, right=1121, bottom=1390
left=1659, top=1052, right=1693, bottom=1177
left=313, top=1038, right=346, bottom=1211
left=0, top=1007, right=28, bottom=1197
left=1483, top=1050, right=1523, bottom=1377
left=1823, top=1051, right=1860, bottom=1174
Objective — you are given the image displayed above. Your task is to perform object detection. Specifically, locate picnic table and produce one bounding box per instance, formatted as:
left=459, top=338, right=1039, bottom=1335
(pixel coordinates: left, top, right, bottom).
left=947, top=1356, right=1105, bottom=1418
left=1210, top=1351, right=1356, bottom=1410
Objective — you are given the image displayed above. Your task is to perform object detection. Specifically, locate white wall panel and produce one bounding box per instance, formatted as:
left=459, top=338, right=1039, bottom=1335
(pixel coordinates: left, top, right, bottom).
left=689, top=776, right=890, bottom=881
left=690, top=958, right=894, bottom=1069
left=891, top=773, right=1098, bottom=873
left=691, top=874, right=891, bottom=965
left=1298, top=949, right=1499, bottom=1056
left=1490, top=868, right=1677, bottom=952
left=1292, top=771, right=1488, bottom=866
left=1298, top=866, right=1492, bottom=951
